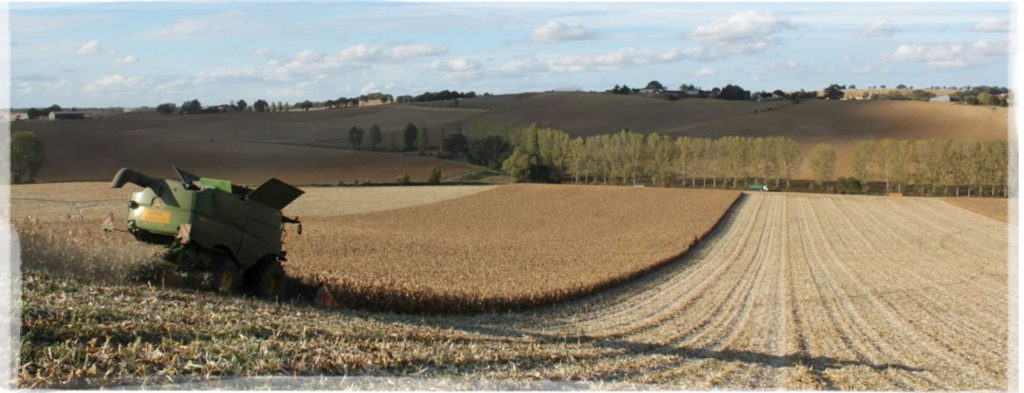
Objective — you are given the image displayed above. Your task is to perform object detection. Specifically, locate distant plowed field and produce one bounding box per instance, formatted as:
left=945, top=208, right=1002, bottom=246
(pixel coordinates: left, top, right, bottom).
left=14, top=92, right=1008, bottom=184
left=286, top=184, right=741, bottom=312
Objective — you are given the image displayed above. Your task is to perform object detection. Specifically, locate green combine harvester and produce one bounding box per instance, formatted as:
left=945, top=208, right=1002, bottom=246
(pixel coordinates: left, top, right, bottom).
left=104, top=166, right=304, bottom=298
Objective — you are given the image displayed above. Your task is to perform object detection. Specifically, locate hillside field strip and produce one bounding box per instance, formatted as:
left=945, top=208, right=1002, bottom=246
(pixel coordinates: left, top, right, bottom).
left=16, top=191, right=1009, bottom=389
left=4, top=183, right=495, bottom=221
left=285, top=184, right=741, bottom=312
left=13, top=93, right=1008, bottom=183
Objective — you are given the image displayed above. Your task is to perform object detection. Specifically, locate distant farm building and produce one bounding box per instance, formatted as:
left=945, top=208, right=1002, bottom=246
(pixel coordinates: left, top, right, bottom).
left=48, top=111, right=87, bottom=121
left=930, top=95, right=951, bottom=103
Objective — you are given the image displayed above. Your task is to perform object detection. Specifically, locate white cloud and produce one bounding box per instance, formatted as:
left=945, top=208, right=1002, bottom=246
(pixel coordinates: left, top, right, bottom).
left=973, top=17, right=1010, bottom=32
left=691, top=11, right=793, bottom=43
left=859, top=20, right=899, bottom=38
left=694, top=68, right=715, bottom=77
left=16, top=80, right=69, bottom=95
left=492, top=57, right=536, bottom=74
left=360, top=82, right=382, bottom=95
left=424, top=58, right=482, bottom=73
left=135, top=11, right=248, bottom=41
left=114, top=56, right=139, bottom=65
left=75, top=40, right=101, bottom=54
left=252, top=47, right=272, bottom=57
left=546, top=47, right=701, bottom=73
left=884, top=39, right=1008, bottom=69
left=390, top=44, right=446, bottom=61
left=83, top=74, right=142, bottom=93
left=768, top=60, right=800, bottom=69
left=154, top=67, right=260, bottom=92
left=266, top=43, right=445, bottom=81
left=530, top=21, right=597, bottom=42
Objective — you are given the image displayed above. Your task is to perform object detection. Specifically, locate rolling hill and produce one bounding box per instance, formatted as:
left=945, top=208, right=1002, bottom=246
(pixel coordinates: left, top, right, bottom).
left=12, top=91, right=1009, bottom=183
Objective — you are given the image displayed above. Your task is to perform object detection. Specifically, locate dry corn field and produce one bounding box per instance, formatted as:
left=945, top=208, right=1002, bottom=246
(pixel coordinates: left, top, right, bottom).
left=284, top=184, right=741, bottom=312
left=14, top=185, right=1011, bottom=389
left=944, top=197, right=1013, bottom=223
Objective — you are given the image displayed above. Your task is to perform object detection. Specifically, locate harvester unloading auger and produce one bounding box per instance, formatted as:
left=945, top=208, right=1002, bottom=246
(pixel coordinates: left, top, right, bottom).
left=104, top=166, right=304, bottom=298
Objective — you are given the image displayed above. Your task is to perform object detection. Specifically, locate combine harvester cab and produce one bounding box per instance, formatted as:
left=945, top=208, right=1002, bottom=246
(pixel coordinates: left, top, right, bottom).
left=106, top=166, right=304, bottom=298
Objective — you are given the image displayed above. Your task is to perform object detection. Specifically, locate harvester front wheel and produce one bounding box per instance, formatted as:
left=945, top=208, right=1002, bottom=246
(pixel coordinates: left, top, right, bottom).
left=209, top=257, right=241, bottom=295
left=250, top=257, right=287, bottom=300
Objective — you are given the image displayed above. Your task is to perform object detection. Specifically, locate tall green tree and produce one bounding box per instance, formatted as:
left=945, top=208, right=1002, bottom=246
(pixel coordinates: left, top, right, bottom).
left=438, top=127, right=447, bottom=155
left=368, top=125, right=382, bottom=151
left=622, top=130, right=646, bottom=185
left=348, top=126, right=365, bottom=149
left=403, top=123, right=418, bottom=151
left=645, top=133, right=675, bottom=186
left=567, top=137, right=588, bottom=183
left=851, top=140, right=877, bottom=188
left=11, top=131, right=45, bottom=184
left=775, top=138, right=802, bottom=189
left=417, top=123, right=429, bottom=155
left=809, top=143, right=836, bottom=190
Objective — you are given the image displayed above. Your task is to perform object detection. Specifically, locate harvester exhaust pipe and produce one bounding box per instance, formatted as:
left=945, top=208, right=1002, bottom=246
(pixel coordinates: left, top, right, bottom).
left=110, top=167, right=159, bottom=189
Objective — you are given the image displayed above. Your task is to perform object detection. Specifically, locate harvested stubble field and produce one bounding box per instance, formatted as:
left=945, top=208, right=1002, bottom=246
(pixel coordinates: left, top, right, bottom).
left=18, top=191, right=1009, bottom=389
left=286, top=184, right=742, bottom=312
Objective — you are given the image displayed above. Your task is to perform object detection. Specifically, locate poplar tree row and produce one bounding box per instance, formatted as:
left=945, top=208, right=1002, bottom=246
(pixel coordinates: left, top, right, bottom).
left=503, top=125, right=804, bottom=188
left=499, top=125, right=1009, bottom=197
left=852, top=139, right=1008, bottom=196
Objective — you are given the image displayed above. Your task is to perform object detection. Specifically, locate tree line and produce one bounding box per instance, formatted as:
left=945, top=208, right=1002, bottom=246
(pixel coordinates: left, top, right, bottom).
left=851, top=139, right=1008, bottom=197
left=487, top=125, right=1008, bottom=197
left=500, top=126, right=805, bottom=187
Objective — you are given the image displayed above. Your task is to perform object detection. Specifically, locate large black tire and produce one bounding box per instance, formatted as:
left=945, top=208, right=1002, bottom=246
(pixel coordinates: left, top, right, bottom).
left=208, top=256, right=241, bottom=295
left=249, top=257, right=287, bottom=300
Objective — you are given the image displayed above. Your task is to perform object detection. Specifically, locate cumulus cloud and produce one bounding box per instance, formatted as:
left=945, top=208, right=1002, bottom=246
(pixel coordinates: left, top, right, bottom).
left=83, top=74, right=142, bottom=93
left=424, top=58, right=482, bottom=73
left=691, top=11, right=793, bottom=43
left=530, top=21, right=597, bottom=42
left=136, top=11, right=247, bottom=40
left=267, top=43, right=445, bottom=81
left=546, top=47, right=703, bottom=73
left=694, top=68, right=715, bottom=77
left=492, top=57, right=537, bottom=74
left=859, top=20, right=899, bottom=38
left=389, top=44, right=446, bottom=61
left=768, top=60, right=800, bottom=69
left=252, top=47, right=272, bottom=57
left=113, top=56, right=139, bottom=65
left=154, top=67, right=260, bottom=92
left=884, top=39, right=1008, bottom=69
left=16, top=80, right=69, bottom=95
left=360, top=82, right=387, bottom=95
left=973, top=17, right=1010, bottom=32
left=75, top=40, right=102, bottom=54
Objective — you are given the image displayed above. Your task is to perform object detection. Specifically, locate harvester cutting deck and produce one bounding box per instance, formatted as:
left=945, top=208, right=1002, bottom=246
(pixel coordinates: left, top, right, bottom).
left=104, top=166, right=304, bottom=298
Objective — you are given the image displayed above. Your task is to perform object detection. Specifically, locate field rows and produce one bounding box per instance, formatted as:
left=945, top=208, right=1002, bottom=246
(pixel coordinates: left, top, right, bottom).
left=455, top=192, right=1009, bottom=389
left=16, top=188, right=1010, bottom=389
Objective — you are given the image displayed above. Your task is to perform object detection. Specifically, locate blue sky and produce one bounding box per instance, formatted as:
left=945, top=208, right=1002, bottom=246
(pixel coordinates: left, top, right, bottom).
left=9, top=1, right=1014, bottom=108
